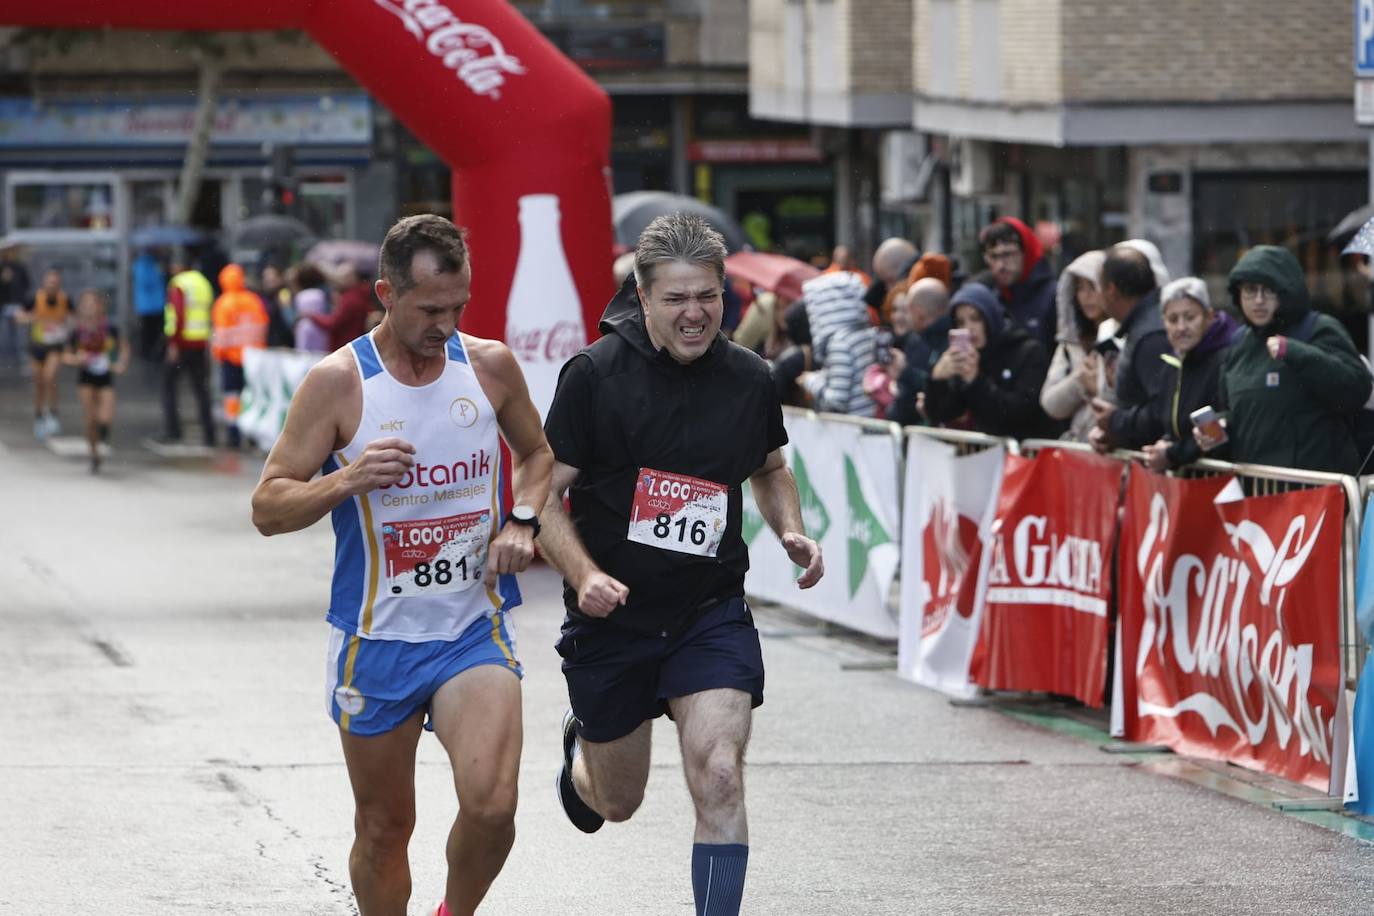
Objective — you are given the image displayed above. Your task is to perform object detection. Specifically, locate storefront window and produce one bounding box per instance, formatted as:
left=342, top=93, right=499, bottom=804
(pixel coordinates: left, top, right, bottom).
left=130, top=180, right=169, bottom=229
left=398, top=137, right=452, bottom=220
left=12, top=178, right=116, bottom=232
left=735, top=189, right=833, bottom=261
left=29, top=242, right=120, bottom=315
left=1193, top=172, right=1367, bottom=319
left=298, top=177, right=349, bottom=239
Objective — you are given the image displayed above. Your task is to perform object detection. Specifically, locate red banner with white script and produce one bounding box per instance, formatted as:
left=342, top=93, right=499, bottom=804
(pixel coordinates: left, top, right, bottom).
left=1117, top=468, right=1343, bottom=791
left=969, top=450, right=1123, bottom=706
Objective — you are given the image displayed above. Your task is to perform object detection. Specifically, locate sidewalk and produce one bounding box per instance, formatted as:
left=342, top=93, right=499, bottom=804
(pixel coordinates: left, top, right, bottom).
left=0, top=350, right=230, bottom=468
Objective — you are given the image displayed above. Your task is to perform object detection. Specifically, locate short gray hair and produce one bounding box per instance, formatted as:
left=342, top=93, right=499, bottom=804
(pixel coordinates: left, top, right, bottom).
left=1159, top=276, right=1211, bottom=312
left=634, top=213, right=727, bottom=292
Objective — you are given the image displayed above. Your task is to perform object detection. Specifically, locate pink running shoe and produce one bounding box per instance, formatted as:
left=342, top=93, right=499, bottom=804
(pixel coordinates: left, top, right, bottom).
left=431, top=900, right=451, bottom=916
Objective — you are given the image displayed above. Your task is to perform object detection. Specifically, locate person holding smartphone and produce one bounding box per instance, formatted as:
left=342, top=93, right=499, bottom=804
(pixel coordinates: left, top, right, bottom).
left=1140, top=277, right=1238, bottom=472
left=924, top=283, right=1062, bottom=439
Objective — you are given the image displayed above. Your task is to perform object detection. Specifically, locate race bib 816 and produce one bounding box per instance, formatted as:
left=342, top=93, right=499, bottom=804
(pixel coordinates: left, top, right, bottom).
left=627, top=468, right=728, bottom=558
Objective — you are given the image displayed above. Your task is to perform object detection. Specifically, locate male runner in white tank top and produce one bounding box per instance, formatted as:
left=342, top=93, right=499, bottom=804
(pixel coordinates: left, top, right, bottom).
left=251, top=215, right=553, bottom=916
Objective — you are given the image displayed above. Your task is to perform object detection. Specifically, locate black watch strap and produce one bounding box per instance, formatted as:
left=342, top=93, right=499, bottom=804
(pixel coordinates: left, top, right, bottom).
left=504, top=510, right=541, bottom=538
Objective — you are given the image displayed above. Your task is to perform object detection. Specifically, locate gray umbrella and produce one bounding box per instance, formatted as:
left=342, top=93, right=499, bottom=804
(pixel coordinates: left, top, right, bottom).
left=233, top=214, right=316, bottom=249
left=1329, top=203, right=1374, bottom=245
left=612, top=191, right=748, bottom=253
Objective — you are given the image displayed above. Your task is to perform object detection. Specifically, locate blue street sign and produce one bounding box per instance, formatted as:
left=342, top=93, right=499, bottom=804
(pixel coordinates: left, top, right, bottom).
left=1358, top=0, right=1374, bottom=76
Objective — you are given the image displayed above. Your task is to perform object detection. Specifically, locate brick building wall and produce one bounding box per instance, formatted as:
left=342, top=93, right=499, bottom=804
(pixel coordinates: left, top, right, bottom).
left=749, top=0, right=788, bottom=97
left=1060, top=0, right=1347, bottom=103
left=1000, top=0, right=1062, bottom=104
left=752, top=0, right=916, bottom=115
left=912, top=0, right=1348, bottom=107
left=23, top=31, right=344, bottom=93
left=849, top=0, right=913, bottom=94
left=913, top=0, right=1061, bottom=103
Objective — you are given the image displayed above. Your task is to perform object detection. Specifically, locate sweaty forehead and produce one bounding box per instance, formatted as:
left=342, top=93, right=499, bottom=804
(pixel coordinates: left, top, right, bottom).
left=649, top=261, right=719, bottom=295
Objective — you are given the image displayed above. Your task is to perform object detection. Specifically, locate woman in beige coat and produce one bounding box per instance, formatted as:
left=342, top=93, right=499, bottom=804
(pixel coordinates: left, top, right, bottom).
left=1039, top=250, right=1116, bottom=441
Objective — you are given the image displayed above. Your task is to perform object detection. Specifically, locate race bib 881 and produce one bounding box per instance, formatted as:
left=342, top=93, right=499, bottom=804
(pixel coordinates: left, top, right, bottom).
left=381, top=510, right=490, bottom=597
left=627, top=468, right=728, bottom=558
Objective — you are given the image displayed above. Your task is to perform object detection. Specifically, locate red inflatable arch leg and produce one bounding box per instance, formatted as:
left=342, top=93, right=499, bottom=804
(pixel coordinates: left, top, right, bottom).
left=0, top=0, right=615, bottom=413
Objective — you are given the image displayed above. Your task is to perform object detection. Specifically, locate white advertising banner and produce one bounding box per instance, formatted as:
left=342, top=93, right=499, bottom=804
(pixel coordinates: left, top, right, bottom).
left=742, top=412, right=901, bottom=639
left=240, top=348, right=324, bottom=452
left=897, top=434, right=1004, bottom=697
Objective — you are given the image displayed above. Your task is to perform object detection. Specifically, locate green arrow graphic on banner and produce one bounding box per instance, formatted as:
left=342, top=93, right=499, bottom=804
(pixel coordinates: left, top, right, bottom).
left=740, top=478, right=764, bottom=546
left=793, top=450, right=831, bottom=543
left=845, top=455, right=891, bottom=597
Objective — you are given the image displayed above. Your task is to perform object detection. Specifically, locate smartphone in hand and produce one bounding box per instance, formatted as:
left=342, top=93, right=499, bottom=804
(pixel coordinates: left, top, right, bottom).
left=949, top=328, right=972, bottom=352
left=874, top=329, right=894, bottom=365
left=1189, top=405, right=1228, bottom=447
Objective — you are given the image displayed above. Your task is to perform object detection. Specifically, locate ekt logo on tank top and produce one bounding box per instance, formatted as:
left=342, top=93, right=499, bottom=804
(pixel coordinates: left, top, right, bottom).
left=381, top=450, right=493, bottom=491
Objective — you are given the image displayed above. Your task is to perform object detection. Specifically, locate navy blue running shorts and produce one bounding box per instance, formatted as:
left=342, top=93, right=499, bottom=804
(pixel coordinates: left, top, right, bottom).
left=555, top=597, right=764, bottom=743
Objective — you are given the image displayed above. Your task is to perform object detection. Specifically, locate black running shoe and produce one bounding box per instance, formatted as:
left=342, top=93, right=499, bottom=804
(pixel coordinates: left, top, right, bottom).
left=555, top=709, right=604, bottom=834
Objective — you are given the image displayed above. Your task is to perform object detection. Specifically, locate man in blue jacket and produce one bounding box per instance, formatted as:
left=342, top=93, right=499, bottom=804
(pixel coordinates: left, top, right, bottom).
left=132, top=250, right=166, bottom=361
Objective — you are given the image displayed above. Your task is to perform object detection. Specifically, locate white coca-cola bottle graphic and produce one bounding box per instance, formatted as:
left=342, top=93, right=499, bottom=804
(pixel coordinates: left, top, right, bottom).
left=504, top=194, right=587, bottom=418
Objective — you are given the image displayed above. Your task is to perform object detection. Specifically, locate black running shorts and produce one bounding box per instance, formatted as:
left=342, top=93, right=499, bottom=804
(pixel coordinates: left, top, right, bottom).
left=555, top=597, right=765, bottom=743
left=77, top=370, right=112, bottom=388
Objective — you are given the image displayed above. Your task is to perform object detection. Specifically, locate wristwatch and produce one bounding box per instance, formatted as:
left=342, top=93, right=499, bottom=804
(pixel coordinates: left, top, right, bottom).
left=505, top=504, right=541, bottom=538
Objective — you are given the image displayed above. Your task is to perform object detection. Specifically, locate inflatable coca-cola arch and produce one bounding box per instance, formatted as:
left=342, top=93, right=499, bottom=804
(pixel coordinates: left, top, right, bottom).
left=0, top=0, right=613, bottom=412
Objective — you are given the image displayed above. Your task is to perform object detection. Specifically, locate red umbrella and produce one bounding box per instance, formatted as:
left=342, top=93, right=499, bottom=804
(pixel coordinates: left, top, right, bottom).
left=724, top=251, right=820, bottom=303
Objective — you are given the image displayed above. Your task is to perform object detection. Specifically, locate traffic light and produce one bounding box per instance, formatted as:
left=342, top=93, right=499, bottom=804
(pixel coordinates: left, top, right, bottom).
left=261, top=142, right=296, bottom=214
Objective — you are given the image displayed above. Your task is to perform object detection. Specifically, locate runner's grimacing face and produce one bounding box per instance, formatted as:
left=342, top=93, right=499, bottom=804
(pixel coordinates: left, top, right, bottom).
left=639, top=260, right=723, bottom=364
left=380, top=251, right=471, bottom=357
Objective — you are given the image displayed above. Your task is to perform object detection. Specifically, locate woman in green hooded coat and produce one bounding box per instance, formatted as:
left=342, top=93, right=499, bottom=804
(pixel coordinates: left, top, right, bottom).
left=1196, top=245, right=1371, bottom=474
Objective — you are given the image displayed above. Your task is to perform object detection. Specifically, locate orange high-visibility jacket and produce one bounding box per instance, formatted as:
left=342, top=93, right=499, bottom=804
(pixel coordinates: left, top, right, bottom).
left=211, top=264, right=269, bottom=366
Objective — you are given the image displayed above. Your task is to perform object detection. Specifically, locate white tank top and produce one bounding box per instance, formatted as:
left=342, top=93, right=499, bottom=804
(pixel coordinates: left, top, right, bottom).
left=323, top=330, right=519, bottom=642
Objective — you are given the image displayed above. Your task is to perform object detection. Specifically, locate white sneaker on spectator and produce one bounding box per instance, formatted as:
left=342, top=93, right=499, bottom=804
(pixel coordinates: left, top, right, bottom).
left=44, top=412, right=61, bottom=436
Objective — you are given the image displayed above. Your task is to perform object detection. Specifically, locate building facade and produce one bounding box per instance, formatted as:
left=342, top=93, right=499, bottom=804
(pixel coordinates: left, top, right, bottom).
left=750, top=0, right=1368, bottom=323
left=0, top=3, right=823, bottom=321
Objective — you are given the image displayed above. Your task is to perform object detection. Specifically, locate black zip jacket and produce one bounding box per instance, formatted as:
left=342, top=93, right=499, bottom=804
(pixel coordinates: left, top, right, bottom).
left=923, top=284, right=1062, bottom=440
left=1151, top=311, right=1238, bottom=468
left=543, top=276, right=788, bottom=635
left=1106, top=290, right=1170, bottom=448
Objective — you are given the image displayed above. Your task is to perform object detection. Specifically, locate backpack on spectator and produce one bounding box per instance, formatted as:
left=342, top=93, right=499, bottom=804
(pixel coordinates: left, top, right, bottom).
left=1288, top=311, right=1374, bottom=471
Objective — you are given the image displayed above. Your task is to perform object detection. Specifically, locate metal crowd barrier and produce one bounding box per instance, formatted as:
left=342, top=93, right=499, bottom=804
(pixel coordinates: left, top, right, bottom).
left=781, top=414, right=1366, bottom=688
left=906, top=425, right=1018, bottom=458
left=810, top=411, right=907, bottom=505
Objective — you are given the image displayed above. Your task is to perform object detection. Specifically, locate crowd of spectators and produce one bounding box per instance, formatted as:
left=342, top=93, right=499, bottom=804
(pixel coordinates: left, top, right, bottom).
left=727, top=221, right=1374, bottom=477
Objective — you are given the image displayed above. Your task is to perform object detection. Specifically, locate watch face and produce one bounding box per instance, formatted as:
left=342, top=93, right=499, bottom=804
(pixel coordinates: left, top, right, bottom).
left=511, top=504, right=536, bottom=522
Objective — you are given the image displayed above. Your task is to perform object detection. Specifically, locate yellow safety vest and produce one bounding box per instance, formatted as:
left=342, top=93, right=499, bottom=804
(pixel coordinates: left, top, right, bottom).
left=164, top=270, right=213, bottom=342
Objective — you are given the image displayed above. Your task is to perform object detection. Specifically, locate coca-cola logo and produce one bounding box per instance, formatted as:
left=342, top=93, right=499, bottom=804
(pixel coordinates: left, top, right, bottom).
left=921, top=500, right=980, bottom=636
left=1135, top=492, right=1333, bottom=763
left=507, top=321, right=586, bottom=364
left=373, top=0, right=527, bottom=99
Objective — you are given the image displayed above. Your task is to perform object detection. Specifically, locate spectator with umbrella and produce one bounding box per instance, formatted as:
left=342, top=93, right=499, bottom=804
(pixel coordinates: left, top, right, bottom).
left=303, top=263, right=374, bottom=352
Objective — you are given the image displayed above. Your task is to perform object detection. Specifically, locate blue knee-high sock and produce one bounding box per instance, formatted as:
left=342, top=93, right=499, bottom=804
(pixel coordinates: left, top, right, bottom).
left=691, top=843, right=749, bottom=916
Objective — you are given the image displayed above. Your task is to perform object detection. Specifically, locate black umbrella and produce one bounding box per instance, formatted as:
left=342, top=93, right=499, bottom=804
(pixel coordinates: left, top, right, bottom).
left=612, top=191, right=748, bottom=253
left=234, top=214, right=316, bottom=249
left=1328, top=203, right=1374, bottom=245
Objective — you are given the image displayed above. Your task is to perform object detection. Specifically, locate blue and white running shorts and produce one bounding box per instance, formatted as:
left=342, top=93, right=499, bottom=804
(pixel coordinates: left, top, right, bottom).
left=325, top=610, right=522, bottom=736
